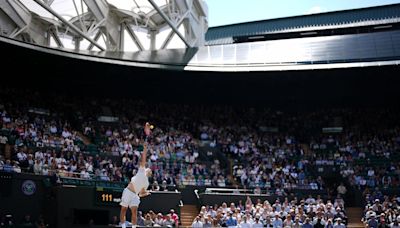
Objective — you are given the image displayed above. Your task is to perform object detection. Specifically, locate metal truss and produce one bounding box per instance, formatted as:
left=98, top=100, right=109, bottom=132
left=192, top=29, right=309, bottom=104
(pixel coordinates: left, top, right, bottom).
left=0, top=0, right=208, bottom=51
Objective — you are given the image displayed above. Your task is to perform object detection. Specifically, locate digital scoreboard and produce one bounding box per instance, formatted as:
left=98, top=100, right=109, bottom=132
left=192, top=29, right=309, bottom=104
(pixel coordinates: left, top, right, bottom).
left=94, top=187, right=123, bottom=206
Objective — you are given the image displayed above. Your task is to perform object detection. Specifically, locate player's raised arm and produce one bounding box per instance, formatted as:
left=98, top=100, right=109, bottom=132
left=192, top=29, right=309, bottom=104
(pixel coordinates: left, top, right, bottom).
left=140, top=122, right=152, bottom=167
left=140, top=142, right=147, bottom=168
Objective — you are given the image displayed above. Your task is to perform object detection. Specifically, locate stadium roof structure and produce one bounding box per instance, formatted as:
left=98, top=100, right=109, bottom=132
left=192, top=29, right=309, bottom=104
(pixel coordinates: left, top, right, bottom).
left=1, top=2, right=400, bottom=72
left=0, top=0, right=208, bottom=51
left=205, top=3, right=400, bottom=45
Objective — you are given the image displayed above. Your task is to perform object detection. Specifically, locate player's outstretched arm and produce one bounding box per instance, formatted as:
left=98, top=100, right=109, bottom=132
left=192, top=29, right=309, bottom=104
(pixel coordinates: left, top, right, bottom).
left=140, top=142, right=147, bottom=168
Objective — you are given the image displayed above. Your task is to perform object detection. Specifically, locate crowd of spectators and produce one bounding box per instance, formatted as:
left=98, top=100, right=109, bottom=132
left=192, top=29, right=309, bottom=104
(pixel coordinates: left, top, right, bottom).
left=1, top=88, right=400, bottom=196
left=108, top=209, right=180, bottom=227
left=362, top=193, right=400, bottom=228
left=1, top=88, right=400, bottom=228
left=0, top=89, right=228, bottom=188
left=231, top=146, right=324, bottom=191
left=192, top=195, right=347, bottom=227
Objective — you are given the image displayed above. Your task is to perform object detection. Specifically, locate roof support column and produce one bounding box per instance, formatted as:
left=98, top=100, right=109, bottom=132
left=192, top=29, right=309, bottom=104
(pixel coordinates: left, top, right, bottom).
left=147, top=0, right=191, bottom=48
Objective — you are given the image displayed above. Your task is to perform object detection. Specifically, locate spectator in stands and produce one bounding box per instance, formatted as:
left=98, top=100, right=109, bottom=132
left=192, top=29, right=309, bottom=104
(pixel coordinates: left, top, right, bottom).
left=313, top=212, right=325, bottom=228
left=372, top=199, right=383, bottom=214
left=143, top=213, right=154, bottom=227
left=203, top=217, right=212, bottom=228
left=272, top=214, right=283, bottom=227
left=41, top=164, right=49, bottom=176
left=12, top=161, right=21, bottom=173
left=390, top=216, right=400, bottom=228
left=191, top=216, right=203, bottom=228
left=136, top=211, right=145, bottom=227
left=168, top=209, right=179, bottom=227
left=367, top=213, right=378, bottom=228
left=162, top=215, right=175, bottom=227
left=325, top=219, right=334, bottom=228
left=2, top=160, right=13, bottom=172
left=334, top=207, right=347, bottom=223
left=302, top=217, right=313, bottom=228
left=264, top=216, right=274, bottom=227
left=253, top=186, right=261, bottom=195
left=239, top=215, right=252, bottom=228
left=252, top=215, right=264, bottom=228
left=151, top=181, right=160, bottom=191
left=333, top=218, right=345, bottom=228
left=283, top=215, right=293, bottom=227
left=336, top=183, right=347, bottom=196
left=0, top=135, right=7, bottom=155
left=293, top=216, right=302, bottom=228
left=225, top=212, right=237, bottom=228
left=154, top=213, right=164, bottom=226
left=33, top=159, right=42, bottom=175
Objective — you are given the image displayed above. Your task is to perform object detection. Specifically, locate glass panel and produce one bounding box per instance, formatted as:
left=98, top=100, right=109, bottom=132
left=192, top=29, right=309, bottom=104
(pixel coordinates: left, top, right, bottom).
left=200, top=30, right=400, bottom=66
left=222, top=44, right=236, bottom=64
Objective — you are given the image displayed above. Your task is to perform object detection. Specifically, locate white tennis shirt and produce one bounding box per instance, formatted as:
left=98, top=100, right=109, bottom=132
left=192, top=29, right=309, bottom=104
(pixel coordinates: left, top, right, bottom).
left=131, top=167, right=149, bottom=194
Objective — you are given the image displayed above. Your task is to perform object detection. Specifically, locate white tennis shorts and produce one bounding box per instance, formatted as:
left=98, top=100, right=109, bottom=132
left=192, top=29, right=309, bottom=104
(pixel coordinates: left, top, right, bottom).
left=120, top=188, right=140, bottom=208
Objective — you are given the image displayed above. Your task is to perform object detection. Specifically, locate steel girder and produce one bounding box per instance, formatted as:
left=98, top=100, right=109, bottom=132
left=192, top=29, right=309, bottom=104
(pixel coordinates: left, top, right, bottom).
left=0, top=0, right=208, bottom=51
left=0, top=0, right=49, bottom=45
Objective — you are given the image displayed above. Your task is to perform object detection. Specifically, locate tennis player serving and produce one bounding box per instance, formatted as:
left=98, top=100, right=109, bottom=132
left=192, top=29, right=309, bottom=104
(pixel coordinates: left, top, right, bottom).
left=119, top=123, right=153, bottom=228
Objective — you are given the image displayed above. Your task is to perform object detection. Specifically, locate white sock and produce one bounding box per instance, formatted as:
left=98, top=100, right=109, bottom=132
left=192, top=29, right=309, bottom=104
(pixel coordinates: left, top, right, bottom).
left=120, top=222, right=126, bottom=228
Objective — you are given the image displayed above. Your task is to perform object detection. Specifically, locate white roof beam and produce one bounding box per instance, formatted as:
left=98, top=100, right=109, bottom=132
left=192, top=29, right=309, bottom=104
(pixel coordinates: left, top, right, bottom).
left=0, top=7, right=18, bottom=36
left=124, top=22, right=145, bottom=51
left=147, top=0, right=191, bottom=48
left=32, top=0, right=105, bottom=51
left=48, top=28, right=63, bottom=47
left=83, top=0, right=121, bottom=50
left=160, top=10, right=188, bottom=49
left=0, top=0, right=30, bottom=28
left=87, top=30, right=102, bottom=50
left=0, top=0, right=49, bottom=45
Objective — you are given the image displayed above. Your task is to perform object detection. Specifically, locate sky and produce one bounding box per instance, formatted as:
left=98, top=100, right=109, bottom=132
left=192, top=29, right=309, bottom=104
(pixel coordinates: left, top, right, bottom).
left=204, top=0, right=400, bottom=27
